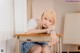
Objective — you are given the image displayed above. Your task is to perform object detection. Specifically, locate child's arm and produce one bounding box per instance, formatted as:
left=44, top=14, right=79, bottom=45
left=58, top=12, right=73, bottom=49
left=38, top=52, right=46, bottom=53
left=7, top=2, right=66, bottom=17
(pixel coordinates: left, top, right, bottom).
left=49, top=32, right=58, bottom=46
left=47, top=26, right=58, bottom=46
left=25, top=29, right=48, bottom=34
left=50, top=31, right=58, bottom=46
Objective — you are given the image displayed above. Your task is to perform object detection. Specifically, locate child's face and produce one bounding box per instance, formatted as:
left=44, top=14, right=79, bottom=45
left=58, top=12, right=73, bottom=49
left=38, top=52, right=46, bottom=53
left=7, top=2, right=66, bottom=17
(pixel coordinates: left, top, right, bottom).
left=41, top=13, right=54, bottom=28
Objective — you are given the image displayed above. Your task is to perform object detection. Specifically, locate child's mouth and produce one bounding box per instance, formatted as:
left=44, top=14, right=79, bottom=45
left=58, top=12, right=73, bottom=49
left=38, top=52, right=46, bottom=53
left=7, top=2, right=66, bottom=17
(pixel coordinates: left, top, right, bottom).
left=42, top=24, right=48, bottom=28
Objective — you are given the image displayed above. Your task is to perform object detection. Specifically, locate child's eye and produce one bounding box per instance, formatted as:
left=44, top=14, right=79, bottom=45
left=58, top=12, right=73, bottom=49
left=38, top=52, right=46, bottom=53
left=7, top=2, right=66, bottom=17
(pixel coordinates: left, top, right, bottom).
left=49, top=20, right=52, bottom=22
left=44, top=18, right=47, bottom=20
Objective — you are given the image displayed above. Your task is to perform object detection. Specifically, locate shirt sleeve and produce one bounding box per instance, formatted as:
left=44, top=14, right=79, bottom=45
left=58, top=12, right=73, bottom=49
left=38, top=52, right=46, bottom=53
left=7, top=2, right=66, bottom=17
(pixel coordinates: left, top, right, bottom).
left=27, top=18, right=38, bottom=31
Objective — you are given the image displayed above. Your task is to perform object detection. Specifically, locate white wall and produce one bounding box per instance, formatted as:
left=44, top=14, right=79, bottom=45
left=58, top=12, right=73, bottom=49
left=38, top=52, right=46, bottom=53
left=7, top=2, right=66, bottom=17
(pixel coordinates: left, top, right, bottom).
left=54, top=0, right=80, bottom=33
left=32, top=0, right=54, bottom=19
left=32, top=0, right=80, bottom=34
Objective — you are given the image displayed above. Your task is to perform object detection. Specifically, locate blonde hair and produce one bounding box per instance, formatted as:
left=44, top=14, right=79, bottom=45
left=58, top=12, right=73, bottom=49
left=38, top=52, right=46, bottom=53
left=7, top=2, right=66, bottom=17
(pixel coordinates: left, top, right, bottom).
left=41, top=10, right=56, bottom=24
left=37, top=9, right=56, bottom=29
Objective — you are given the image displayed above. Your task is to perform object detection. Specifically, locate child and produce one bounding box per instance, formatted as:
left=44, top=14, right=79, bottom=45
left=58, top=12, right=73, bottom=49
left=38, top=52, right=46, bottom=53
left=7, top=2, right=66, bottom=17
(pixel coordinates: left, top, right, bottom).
left=21, top=9, right=58, bottom=53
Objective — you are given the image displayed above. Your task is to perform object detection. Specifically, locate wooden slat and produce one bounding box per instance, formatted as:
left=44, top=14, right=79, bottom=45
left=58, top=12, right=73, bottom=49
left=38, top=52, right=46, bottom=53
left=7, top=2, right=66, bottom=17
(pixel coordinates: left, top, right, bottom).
left=57, top=34, right=63, bottom=36
left=15, top=33, right=50, bottom=36
left=15, top=33, right=63, bottom=37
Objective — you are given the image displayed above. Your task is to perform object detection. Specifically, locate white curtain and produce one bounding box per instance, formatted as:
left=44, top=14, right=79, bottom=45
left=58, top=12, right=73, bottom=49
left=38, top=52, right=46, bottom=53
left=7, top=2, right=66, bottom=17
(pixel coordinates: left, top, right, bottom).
left=14, top=0, right=28, bottom=34
left=0, top=0, right=14, bottom=53
left=0, top=0, right=14, bottom=40
left=0, top=0, right=28, bottom=53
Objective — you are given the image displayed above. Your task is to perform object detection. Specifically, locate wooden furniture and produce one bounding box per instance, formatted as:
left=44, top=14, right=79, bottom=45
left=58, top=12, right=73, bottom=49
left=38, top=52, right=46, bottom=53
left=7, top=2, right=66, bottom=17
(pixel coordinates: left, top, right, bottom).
left=16, top=33, right=51, bottom=42
left=63, top=13, right=80, bottom=53
left=67, top=44, right=80, bottom=53
left=15, top=33, right=63, bottom=53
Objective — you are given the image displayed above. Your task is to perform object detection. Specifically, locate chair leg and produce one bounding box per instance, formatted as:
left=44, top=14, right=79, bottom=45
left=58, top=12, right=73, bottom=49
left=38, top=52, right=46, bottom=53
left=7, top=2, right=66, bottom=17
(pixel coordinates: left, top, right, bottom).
left=67, top=45, right=70, bottom=53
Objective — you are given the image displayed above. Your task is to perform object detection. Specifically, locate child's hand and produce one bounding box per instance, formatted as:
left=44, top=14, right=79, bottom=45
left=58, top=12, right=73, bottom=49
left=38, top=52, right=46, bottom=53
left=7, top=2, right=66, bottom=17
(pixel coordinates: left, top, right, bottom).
left=49, top=37, right=58, bottom=46
left=52, top=37, right=58, bottom=46
left=47, top=25, right=55, bottom=32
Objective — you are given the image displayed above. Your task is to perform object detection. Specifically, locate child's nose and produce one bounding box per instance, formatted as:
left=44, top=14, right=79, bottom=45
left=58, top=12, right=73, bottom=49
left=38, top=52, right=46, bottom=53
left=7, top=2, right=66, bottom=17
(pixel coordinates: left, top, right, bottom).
left=45, top=22, right=49, bottom=26
left=46, top=21, right=49, bottom=24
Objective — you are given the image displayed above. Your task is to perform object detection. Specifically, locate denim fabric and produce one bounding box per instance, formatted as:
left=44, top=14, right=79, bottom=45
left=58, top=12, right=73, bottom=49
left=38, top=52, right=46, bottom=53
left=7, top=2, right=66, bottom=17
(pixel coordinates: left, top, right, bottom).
left=21, top=42, right=48, bottom=53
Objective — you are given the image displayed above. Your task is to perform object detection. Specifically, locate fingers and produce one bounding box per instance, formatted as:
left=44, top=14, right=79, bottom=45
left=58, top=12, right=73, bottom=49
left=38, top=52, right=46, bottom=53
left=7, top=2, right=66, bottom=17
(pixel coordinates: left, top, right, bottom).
left=51, top=37, right=58, bottom=46
left=48, top=37, right=58, bottom=46
left=48, top=42, right=53, bottom=46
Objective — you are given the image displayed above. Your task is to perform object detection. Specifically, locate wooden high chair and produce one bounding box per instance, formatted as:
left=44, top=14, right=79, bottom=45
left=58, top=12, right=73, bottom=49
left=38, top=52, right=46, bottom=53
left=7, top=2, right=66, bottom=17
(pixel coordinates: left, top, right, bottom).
left=14, top=33, right=62, bottom=53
